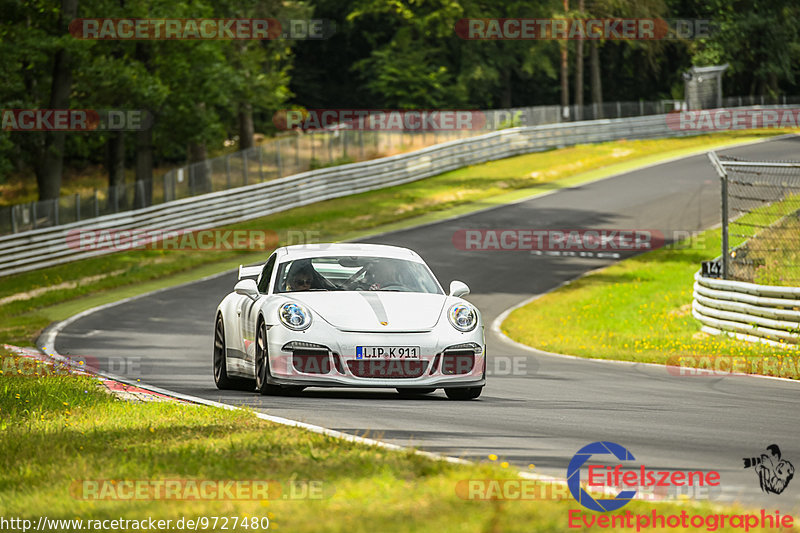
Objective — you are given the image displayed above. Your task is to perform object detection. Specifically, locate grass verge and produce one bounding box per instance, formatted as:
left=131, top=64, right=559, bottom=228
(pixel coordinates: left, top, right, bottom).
left=501, top=226, right=800, bottom=377
left=1, top=130, right=793, bottom=348
left=1, top=348, right=792, bottom=533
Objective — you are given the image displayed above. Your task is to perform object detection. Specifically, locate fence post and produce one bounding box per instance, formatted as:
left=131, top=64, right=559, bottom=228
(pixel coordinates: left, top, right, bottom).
left=639, top=101, right=644, bottom=115
left=225, top=155, right=231, bottom=189
left=75, top=193, right=80, bottom=222
left=11, top=205, right=17, bottom=234
left=242, top=151, right=248, bottom=186
left=276, top=141, right=283, bottom=178
left=32, top=201, right=37, bottom=229
left=137, top=180, right=145, bottom=209
left=93, top=189, right=99, bottom=217
left=163, top=173, right=169, bottom=202
left=616, top=101, right=621, bottom=118
left=53, top=198, right=59, bottom=226
left=258, top=145, right=264, bottom=181
left=708, top=151, right=729, bottom=279
left=310, top=132, right=315, bottom=163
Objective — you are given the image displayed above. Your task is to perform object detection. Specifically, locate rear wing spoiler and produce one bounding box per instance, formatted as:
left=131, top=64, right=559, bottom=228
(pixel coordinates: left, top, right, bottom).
left=238, top=264, right=264, bottom=280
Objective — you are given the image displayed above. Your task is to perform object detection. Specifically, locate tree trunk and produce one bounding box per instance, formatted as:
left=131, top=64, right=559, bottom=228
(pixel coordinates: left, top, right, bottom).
left=574, top=0, right=584, bottom=120
left=590, top=40, right=603, bottom=118
left=188, top=141, right=212, bottom=194
left=238, top=102, right=255, bottom=150
left=501, top=69, right=512, bottom=108
left=34, top=0, right=78, bottom=201
left=107, top=131, right=127, bottom=210
left=560, top=0, right=570, bottom=120
left=134, top=126, right=153, bottom=208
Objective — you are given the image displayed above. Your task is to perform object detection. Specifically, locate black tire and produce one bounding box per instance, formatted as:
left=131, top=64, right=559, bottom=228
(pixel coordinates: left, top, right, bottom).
left=213, top=316, right=236, bottom=390
left=444, top=387, right=483, bottom=400
left=255, top=319, right=286, bottom=396
left=396, top=388, right=436, bottom=396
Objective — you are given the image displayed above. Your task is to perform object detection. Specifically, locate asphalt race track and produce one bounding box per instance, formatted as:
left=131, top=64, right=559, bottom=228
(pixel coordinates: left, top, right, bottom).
left=56, top=136, right=800, bottom=511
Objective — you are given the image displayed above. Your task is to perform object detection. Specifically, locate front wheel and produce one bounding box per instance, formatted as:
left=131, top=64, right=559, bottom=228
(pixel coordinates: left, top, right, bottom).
left=213, top=316, right=235, bottom=390
left=444, top=387, right=483, bottom=400
left=255, top=319, right=291, bottom=396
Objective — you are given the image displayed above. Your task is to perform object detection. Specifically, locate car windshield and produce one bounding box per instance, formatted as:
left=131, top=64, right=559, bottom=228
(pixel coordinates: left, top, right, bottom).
left=274, top=256, right=443, bottom=294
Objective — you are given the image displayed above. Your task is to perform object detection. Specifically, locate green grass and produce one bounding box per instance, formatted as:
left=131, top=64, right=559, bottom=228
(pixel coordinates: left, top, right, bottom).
left=1, top=130, right=792, bottom=348
left=501, top=227, right=800, bottom=377
left=1, top=348, right=791, bottom=532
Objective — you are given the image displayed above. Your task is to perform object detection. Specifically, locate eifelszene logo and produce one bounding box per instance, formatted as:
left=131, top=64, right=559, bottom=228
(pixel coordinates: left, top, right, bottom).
left=567, top=441, right=721, bottom=512
left=743, top=445, right=794, bottom=495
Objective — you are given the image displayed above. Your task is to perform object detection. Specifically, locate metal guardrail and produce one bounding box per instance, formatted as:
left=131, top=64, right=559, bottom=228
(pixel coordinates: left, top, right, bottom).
left=692, top=271, right=800, bottom=346
left=0, top=113, right=701, bottom=278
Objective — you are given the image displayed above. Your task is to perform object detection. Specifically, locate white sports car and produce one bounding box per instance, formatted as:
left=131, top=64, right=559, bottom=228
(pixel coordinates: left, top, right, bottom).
left=213, top=243, right=485, bottom=400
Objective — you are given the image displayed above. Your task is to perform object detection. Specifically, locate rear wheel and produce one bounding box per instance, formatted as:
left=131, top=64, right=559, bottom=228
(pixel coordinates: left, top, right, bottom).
left=396, top=388, right=436, bottom=396
left=255, top=319, right=290, bottom=396
left=444, top=387, right=483, bottom=400
left=213, top=316, right=235, bottom=390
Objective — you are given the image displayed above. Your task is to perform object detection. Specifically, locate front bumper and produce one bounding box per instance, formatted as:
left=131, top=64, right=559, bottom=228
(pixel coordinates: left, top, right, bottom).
left=265, top=321, right=486, bottom=389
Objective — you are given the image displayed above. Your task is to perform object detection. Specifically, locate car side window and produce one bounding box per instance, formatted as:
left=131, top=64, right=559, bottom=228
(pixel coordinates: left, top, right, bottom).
left=257, top=254, right=276, bottom=293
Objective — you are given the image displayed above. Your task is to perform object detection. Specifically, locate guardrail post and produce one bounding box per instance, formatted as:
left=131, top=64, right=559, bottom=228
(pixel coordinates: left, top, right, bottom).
left=32, top=202, right=37, bottom=229
left=639, top=101, right=644, bottom=115
left=11, top=205, right=17, bottom=234
left=75, top=193, right=80, bottom=221
left=616, top=101, right=621, bottom=118
left=137, top=180, right=145, bottom=209
left=93, top=189, right=99, bottom=217
left=310, top=133, right=315, bottom=163
left=163, top=173, right=169, bottom=202
left=242, top=151, right=248, bottom=186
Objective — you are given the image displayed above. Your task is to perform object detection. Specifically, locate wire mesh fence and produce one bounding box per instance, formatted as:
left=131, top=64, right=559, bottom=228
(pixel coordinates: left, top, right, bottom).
left=710, top=153, right=800, bottom=285
left=3, top=95, right=799, bottom=236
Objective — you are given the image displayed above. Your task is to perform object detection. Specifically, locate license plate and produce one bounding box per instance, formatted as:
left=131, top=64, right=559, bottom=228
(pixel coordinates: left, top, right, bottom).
left=355, top=346, right=420, bottom=359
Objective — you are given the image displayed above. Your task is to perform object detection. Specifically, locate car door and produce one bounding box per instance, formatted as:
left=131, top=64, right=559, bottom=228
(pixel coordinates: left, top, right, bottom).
left=238, top=253, right=276, bottom=368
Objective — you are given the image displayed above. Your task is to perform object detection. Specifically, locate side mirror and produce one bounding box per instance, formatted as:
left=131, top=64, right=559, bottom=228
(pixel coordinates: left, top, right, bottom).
left=449, top=280, right=470, bottom=298
left=234, top=279, right=260, bottom=301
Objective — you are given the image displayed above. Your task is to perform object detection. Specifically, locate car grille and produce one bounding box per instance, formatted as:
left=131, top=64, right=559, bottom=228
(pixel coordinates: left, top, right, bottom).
left=347, top=360, right=428, bottom=378
left=440, top=344, right=479, bottom=375
left=292, top=352, right=333, bottom=374
left=284, top=342, right=334, bottom=375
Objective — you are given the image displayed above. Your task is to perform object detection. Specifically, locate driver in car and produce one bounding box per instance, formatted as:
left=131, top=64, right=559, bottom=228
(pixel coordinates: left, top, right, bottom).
left=366, top=261, right=404, bottom=290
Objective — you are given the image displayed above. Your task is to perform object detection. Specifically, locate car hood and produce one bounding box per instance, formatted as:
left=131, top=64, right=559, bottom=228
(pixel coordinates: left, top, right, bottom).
left=285, top=291, right=448, bottom=332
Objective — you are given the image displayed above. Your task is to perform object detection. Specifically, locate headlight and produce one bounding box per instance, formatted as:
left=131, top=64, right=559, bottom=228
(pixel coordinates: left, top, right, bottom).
left=448, top=303, right=477, bottom=332
left=279, top=302, right=312, bottom=330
